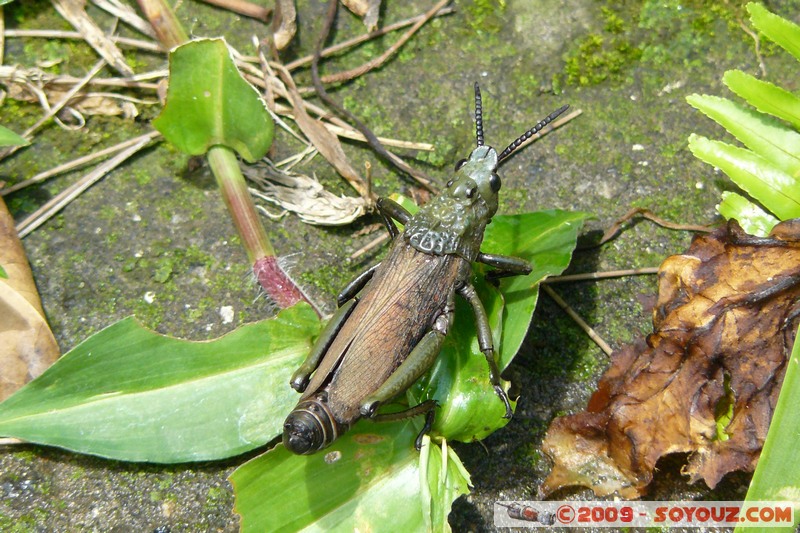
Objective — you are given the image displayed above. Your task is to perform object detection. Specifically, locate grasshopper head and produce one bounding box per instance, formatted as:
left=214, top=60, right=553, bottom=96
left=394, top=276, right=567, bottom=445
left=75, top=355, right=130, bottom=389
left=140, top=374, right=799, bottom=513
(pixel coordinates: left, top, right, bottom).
left=446, top=145, right=501, bottom=218
left=453, top=82, right=569, bottom=215
left=404, top=85, right=568, bottom=260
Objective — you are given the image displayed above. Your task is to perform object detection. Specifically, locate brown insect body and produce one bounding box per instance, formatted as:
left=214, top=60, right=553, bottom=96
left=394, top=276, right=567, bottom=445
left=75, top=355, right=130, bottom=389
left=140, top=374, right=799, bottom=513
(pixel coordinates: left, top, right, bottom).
left=300, top=238, right=465, bottom=432
left=282, top=84, right=569, bottom=455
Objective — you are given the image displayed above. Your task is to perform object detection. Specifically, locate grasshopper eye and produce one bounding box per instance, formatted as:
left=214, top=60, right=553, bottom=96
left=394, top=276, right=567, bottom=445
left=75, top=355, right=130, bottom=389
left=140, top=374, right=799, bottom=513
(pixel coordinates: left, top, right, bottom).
left=446, top=179, right=454, bottom=188
left=489, top=172, right=501, bottom=193
left=466, top=186, right=477, bottom=199
left=454, top=158, right=467, bottom=171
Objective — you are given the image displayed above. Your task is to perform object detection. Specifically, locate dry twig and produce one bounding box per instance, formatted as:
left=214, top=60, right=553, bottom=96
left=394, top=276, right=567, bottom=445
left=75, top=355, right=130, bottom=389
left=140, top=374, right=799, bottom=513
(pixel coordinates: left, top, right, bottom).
left=542, top=284, right=613, bottom=356
left=599, top=207, right=713, bottom=246
left=16, top=131, right=161, bottom=238
left=319, top=0, right=449, bottom=85
left=198, top=0, right=271, bottom=22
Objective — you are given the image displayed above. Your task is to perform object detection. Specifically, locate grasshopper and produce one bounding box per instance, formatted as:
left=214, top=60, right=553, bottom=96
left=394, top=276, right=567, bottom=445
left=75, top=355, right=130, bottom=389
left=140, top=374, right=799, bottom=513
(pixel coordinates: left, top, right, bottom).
left=283, top=84, right=568, bottom=455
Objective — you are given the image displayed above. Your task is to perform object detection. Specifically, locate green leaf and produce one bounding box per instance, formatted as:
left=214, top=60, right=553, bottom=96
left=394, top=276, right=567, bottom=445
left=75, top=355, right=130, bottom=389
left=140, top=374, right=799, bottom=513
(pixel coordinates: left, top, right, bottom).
left=0, top=264, right=7, bottom=279
left=686, top=94, right=800, bottom=177
left=735, top=323, right=800, bottom=533
left=230, top=420, right=468, bottom=533
left=724, top=70, right=800, bottom=131
left=0, top=124, right=29, bottom=147
left=717, top=191, right=780, bottom=237
left=413, top=210, right=590, bottom=442
left=0, top=304, right=320, bottom=462
left=747, top=2, right=800, bottom=61
left=420, top=437, right=471, bottom=532
left=688, top=134, right=800, bottom=221
left=152, top=38, right=274, bottom=162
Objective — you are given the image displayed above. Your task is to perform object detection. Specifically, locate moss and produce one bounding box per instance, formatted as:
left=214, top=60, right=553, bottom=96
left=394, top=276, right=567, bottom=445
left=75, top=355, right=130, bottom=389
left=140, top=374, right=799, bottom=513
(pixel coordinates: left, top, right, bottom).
left=299, top=263, right=351, bottom=297
left=465, top=0, right=507, bottom=34
left=563, top=33, right=643, bottom=87
left=0, top=512, right=37, bottom=533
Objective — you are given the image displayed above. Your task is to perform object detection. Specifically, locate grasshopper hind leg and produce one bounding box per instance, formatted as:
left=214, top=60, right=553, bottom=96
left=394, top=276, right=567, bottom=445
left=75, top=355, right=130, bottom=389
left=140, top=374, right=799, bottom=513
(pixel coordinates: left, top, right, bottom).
left=371, top=399, right=438, bottom=451
left=458, top=281, right=514, bottom=418
left=290, top=297, right=357, bottom=392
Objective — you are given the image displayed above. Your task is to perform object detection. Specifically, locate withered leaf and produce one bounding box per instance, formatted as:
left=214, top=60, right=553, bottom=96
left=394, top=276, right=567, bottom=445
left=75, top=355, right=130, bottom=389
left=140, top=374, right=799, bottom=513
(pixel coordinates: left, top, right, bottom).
left=542, top=220, right=800, bottom=499
left=51, top=0, right=134, bottom=77
left=273, top=67, right=368, bottom=198
left=0, top=197, right=60, bottom=401
left=340, top=0, right=381, bottom=31
left=272, top=0, right=297, bottom=51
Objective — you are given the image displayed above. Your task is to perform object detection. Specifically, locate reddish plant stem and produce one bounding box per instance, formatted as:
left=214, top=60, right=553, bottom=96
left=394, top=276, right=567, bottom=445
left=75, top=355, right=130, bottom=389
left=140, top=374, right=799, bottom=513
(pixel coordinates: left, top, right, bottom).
left=208, top=146, right=307, bottom=309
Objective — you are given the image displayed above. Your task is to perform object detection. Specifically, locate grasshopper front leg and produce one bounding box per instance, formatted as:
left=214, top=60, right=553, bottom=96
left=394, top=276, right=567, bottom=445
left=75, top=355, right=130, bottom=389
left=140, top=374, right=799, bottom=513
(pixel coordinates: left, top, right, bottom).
left=457, top=281, right=514, bottom=419
left=336, top=262, right=380, bottom=306
left=477, top=252, right=532, bottom=280
left=376, top=197, right=412, bottom=238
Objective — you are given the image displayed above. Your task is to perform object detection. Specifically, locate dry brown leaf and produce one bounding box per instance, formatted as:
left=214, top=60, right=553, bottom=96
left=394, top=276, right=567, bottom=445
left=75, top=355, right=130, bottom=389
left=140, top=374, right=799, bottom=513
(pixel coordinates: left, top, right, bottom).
left=272, top=0, right=297, bottom=51
left=340, top=0, right=381, bottom=31
left=272, top=66, right=368, bottom=198
left=541, top=220, right=800, bottom=498
left=245, top=162, right=367, bottom=226
left=0, top=197, right=60, bottom=401
left=51, top=0, right=134, bottom=76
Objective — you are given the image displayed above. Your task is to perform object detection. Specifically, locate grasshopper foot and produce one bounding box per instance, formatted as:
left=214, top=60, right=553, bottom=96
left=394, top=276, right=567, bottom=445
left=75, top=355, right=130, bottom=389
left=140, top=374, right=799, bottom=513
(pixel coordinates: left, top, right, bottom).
left=494, top=385, right=513, bottom=419
left=414, top=408, right=436, bottom=451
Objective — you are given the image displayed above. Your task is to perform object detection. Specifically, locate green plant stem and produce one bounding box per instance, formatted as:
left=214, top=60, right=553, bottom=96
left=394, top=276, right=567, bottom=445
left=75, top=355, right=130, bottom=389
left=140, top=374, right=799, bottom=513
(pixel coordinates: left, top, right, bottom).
left=208, top=145, right=274, bottom=262
left=136, top=0, right=188, bottom=49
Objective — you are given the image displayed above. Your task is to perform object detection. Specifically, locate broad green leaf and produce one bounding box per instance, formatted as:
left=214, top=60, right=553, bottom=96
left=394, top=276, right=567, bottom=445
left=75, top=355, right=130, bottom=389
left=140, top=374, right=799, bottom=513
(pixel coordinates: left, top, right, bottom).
left=724, top=70, right=800, bottom=131
left=747, top=2, right=800, bottom=61
left=412, top=210, right=590, bottom=442
left=230, top=419, right=468, bottom=533
left=0, top=124, right=28, bottom=147
left=686, top=94, right=800, bottom=177
left=688, top=134, right=800, bottom=220
left=488, top=211, right=591, bottom=368
left=735, top=323, right=800, bottom=533
left=717, top=191, right=780, bottom=236
left=0, top=304, right=320, bottom=462
left=152, top=38, right=273, bottom=162
left=420, top=437, right=471, bottom=532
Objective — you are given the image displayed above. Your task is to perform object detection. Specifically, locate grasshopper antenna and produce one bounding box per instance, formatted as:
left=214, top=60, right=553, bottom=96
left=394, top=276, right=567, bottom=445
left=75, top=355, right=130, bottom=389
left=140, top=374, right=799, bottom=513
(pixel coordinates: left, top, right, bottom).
left=497, top=104, right=570, bottom=164
left=474, top=82, right=484, bottom=147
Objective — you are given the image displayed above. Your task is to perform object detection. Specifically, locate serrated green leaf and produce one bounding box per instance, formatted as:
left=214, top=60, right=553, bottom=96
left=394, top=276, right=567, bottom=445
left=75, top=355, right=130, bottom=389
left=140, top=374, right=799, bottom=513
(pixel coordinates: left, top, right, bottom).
left=717, top=191, right=780, bottom=236
left=724, top=70, right=800, bottom=131
left=747, top=2, right=800, bottom=61
left=152, top=38, right=273, bottom=162
left=230, top=420, right=442, bottom=533
left=735, top=323, right=800, bottom=533
left=0, top=304, right=320, bottom=462
left=688, top=134, right=800, bottom=220
left=412, top=210, right=590, bottom=442
left=0, top=124, right=29, bottom=147
left=686, top=94, right=800, bottom=177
